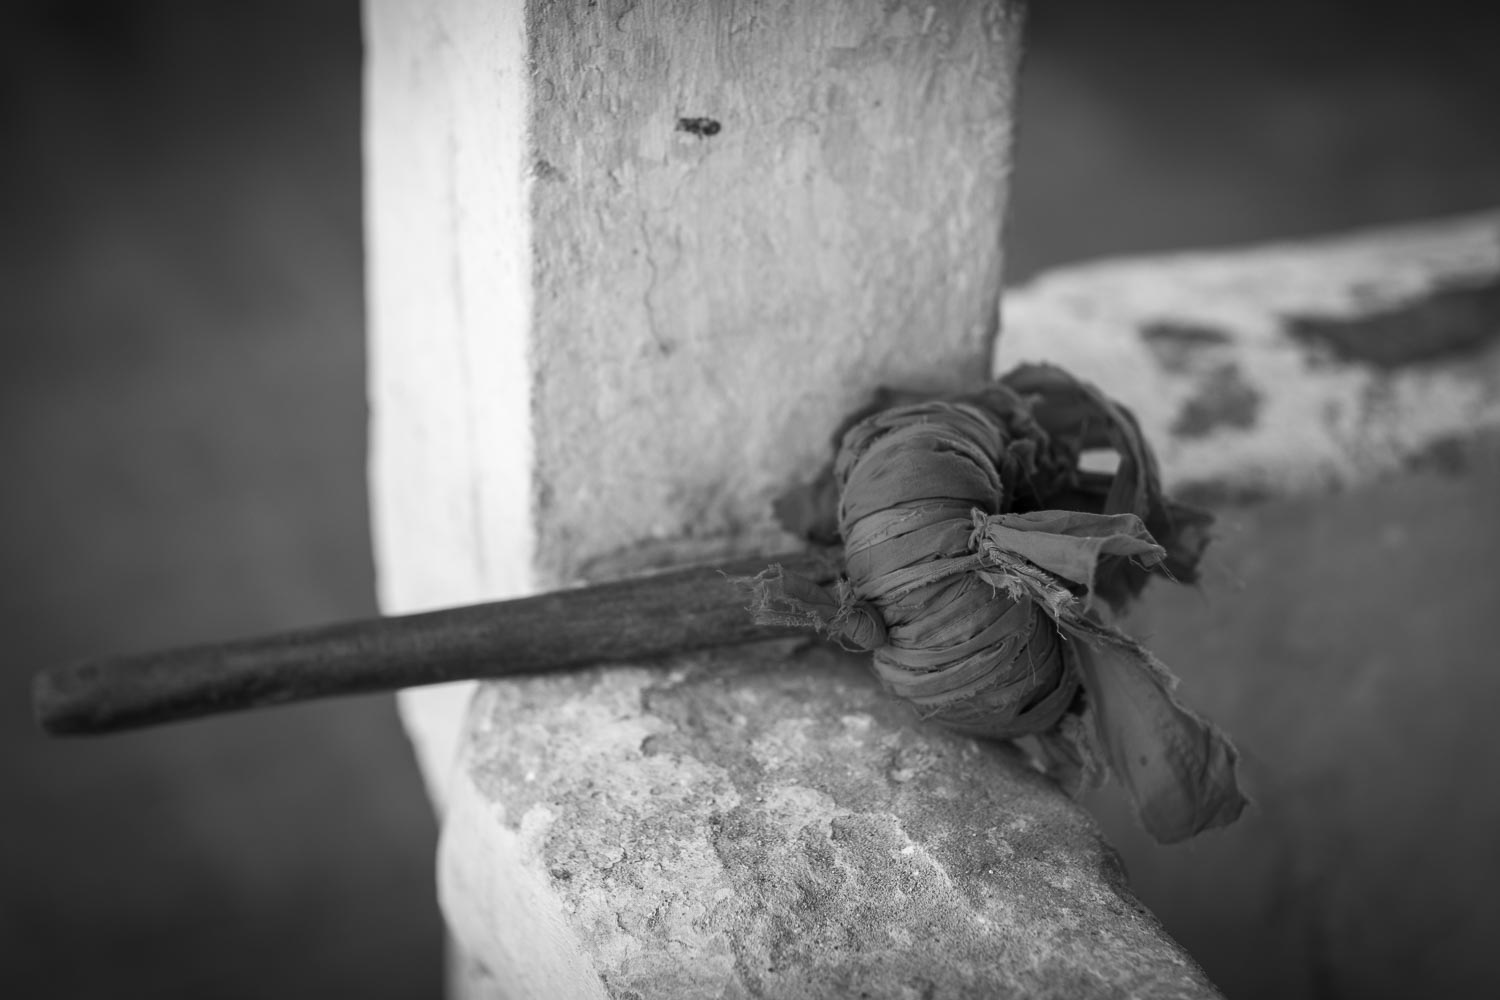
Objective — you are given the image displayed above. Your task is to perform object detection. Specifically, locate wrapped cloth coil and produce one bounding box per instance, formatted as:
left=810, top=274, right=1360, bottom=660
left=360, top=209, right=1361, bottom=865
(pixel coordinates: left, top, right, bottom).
left=750, top=364, right=1245, bottom=844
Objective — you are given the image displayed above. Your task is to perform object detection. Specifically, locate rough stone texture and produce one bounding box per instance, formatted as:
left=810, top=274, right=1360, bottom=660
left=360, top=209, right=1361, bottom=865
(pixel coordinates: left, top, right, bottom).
left=998, top=211, right=1500, bottom=500
left=442, top=644, right=1220, bottom=999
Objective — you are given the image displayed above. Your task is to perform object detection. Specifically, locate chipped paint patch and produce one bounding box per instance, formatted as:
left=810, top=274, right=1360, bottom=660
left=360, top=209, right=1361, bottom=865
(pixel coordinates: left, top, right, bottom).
left=1171, top=364, right=1263, bottom=439
left=1401, top=431, right=1498, bottom=477
left=1286, top=276, right=1500, bottom=370
left=1140, top=321, right=1233, bottom=373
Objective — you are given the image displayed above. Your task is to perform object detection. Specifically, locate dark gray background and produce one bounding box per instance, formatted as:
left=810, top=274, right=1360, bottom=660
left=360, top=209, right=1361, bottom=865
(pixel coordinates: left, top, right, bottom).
left=3, top=2, right=1497, bottom=997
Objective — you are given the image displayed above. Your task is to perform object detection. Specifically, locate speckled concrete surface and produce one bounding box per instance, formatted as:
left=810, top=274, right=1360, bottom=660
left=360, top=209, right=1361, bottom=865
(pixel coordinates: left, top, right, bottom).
left=444, top=648, right=1217, bottom=998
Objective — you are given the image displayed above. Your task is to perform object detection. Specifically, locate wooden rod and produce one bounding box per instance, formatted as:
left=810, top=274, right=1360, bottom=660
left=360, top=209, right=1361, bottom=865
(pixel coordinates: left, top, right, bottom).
left=33, top=550, right=836, bottom=736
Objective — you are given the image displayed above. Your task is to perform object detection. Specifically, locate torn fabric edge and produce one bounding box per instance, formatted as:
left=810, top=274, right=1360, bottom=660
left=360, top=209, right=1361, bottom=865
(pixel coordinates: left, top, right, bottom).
left=977, top=544, right=1247, bottom=843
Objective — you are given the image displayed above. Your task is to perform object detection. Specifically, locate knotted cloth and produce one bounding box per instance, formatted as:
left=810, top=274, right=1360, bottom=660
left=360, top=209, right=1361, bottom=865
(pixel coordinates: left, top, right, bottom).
left=750, top=364, right=1246, bottom=843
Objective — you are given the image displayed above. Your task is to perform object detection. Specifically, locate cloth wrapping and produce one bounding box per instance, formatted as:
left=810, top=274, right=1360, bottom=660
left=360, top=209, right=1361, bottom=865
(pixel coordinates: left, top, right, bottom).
left=751, top=364, right=1245, bottom=843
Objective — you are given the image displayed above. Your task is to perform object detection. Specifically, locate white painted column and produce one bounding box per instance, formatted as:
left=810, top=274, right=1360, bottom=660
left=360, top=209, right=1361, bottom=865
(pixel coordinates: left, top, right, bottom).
left=365, top=2, right=1221, bottom=996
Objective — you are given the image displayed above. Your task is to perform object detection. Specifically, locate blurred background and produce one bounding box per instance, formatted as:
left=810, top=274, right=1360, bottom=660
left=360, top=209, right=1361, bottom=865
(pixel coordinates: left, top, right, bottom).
left=2, top=2, right=1496, bottom=997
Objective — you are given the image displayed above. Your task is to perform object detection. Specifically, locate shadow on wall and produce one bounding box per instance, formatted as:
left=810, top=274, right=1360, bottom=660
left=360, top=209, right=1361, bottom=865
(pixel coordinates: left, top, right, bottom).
left=1, top=1, right=1497, bottom=998
left=0, top=4, right=443, bottom=999
left=1097, top=446, right=1500, bottom=999
left=1007, top=1, right=1500, bottom=279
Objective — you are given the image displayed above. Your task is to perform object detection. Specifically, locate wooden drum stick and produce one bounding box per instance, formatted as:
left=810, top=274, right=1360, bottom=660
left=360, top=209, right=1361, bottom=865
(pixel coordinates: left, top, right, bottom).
left=33, top=550, right=836, bottom=736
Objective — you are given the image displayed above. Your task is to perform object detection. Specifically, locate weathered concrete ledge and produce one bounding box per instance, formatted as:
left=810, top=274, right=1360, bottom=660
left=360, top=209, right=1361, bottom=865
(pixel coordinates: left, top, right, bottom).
left=443, top=645, right=1220, bottom=1000
left=999, top=211, right=1500, bottom=502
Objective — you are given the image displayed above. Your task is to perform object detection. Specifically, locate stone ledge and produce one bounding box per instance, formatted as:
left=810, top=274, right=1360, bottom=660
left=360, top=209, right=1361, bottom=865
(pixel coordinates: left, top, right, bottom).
left=999, top=211, right=1500, bottom=503
left=441, top=645, right=1220, bottom=999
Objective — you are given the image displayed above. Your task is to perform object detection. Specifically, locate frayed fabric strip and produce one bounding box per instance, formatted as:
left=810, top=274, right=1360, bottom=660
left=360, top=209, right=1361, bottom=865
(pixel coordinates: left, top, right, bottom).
left=753, top=364, right=1247, bottom=844
left=742, top=564, right=887, bottom=652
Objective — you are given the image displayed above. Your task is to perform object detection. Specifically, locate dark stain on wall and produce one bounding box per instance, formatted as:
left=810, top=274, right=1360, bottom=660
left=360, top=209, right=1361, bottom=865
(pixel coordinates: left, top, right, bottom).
left=676, top=116, right=721, bottom=138
left=1169, top=478, right=1276, bottom=508
left=1140, top=321, right=1233, bottom=373
left=532, top=158, right=566, bottom=182
left=1171, top=363, right=1263, bottom=439
left=1404, top=432, right=1489, bottom=477
left=1285, top=276, right=1500, bottom=370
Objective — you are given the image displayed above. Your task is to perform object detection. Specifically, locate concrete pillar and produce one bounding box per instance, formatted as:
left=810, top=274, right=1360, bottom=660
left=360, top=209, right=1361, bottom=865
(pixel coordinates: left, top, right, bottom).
left=364, top=1, right=1220, bottom=995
